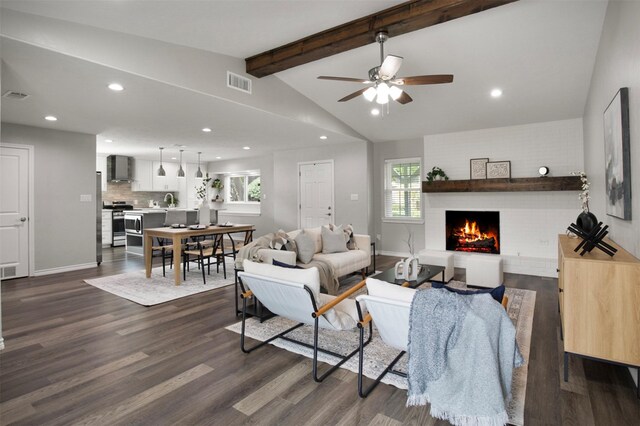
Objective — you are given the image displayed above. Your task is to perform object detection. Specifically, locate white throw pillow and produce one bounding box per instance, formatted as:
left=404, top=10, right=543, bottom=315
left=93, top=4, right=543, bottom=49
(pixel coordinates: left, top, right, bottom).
left=243, top=259, right=321, bottom=298
left=366, top=277, right=416, bottom=303
left=304, top=227, right=323, bottom=253
left=294, top=230, right=316, bottom=264
left=321, top=225, right=348, bottom=254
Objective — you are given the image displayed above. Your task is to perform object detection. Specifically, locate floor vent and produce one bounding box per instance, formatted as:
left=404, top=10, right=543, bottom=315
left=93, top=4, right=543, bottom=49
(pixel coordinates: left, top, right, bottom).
left=2, top=90, right=30, bottom=100
left=227, top=71, right=252, bottom=94
left=1, top=266, right=17, bottom=279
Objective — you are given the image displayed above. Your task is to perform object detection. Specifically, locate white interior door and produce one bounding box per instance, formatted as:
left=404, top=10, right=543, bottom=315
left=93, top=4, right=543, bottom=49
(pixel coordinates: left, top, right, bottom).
left=299, top=161, right=334, bottom=228
left=0, top=146, right=30, bottom=279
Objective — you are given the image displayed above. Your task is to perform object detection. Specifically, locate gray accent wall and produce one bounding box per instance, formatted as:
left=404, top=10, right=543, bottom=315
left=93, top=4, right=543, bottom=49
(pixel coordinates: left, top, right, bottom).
left=1, top=123, right=97, bottom=273
left=582, top=0, right=640, bottom=388
left=273, top=142, right=371, bottom=236
left=373, top=138, right=425, bottom=255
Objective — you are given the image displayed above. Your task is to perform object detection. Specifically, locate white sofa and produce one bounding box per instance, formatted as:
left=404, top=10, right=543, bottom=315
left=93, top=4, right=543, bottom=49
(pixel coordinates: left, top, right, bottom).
left=255, top=227, right=371, bottom=279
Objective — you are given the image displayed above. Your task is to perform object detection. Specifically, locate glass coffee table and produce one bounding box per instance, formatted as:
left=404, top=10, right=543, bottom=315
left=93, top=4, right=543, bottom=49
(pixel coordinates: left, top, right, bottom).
left=372, top=264, right=446, bottom=288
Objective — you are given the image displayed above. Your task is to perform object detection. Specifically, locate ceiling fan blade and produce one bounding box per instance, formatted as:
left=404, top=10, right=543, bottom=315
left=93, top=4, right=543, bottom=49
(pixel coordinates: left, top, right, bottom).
left=318, top=76, right=371, bottom=83
left=338, top=88, right=369, bottom=102
left=393, top=74, right=454, bottom=85
left=379, top=55, right=403, bottom=79
left=394, top=91, right=413, bottom=105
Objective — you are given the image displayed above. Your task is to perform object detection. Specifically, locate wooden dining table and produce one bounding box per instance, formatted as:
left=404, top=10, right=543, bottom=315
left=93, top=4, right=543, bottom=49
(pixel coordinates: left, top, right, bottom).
left=144, top=224, right=255, bottom=285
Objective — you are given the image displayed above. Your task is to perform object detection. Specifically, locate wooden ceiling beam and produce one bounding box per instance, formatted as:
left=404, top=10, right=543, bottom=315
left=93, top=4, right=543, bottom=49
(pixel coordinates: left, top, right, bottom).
left=245, top=0, right=519, bottom=78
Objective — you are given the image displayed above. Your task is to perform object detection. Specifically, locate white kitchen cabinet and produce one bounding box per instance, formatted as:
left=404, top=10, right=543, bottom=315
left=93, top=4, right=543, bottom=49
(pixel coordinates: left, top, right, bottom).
left=101, top=210, right=112, bottom=246
left=132, top=159, right=153, bottom=191
left=96, top=156, right=108, bottom=192
left=152, top=161, right=179, bottom=191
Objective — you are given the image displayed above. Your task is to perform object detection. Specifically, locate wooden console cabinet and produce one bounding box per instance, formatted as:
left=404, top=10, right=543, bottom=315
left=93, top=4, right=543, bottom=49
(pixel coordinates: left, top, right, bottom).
left=558, top=234, right=640, bottom=396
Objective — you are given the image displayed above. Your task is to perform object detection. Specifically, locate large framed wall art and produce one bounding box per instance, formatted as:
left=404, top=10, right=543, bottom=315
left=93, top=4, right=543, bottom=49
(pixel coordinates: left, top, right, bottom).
left=603, top=87, right=631, bottom=220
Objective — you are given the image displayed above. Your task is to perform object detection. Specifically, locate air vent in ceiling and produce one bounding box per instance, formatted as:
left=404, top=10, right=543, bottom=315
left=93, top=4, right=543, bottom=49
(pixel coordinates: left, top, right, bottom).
left=2, top=90, right=30, bottom=100
left=227, top=71, right=252, bottom=94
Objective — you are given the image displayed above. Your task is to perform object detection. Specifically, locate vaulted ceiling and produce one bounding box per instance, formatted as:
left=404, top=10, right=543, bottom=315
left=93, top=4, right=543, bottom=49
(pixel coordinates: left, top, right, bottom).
left=0, top=0, right=608, bottom=160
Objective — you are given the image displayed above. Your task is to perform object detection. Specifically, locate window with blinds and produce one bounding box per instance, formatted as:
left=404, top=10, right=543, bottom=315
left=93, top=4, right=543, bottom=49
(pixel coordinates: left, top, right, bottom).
left=384, top=158, right=421, bottom=220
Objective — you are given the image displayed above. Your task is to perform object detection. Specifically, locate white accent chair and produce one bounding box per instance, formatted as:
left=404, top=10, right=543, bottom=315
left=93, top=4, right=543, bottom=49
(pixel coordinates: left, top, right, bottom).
left=238, top=260, right=372, bottom=382
left=355, top=278, right=416, bottom=397
left=418, top=249, right=454, bottom=282
left=355, top=277, right=509, bottom=398
left=466, top=255, right=504, bottom=288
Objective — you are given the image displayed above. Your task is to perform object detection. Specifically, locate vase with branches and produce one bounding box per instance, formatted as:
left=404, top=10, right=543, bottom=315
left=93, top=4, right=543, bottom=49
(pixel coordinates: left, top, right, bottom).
left=572, top=171, right=597, bottom=232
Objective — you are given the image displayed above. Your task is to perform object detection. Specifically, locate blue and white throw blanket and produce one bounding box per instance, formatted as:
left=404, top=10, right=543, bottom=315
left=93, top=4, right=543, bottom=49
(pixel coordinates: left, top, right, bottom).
left=407, top=288, right=524, bottom=426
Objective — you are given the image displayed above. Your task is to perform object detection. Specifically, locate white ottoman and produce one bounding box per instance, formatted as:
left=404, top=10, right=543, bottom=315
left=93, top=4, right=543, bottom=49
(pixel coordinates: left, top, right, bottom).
left=466, top=255, right=503, bottom=288
left=418, top=249, right=454, bottom=282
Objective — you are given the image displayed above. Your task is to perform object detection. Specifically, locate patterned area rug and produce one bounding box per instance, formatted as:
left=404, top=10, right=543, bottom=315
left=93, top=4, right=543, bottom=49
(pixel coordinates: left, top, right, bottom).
left=84, top=260, right=235, bottom=306
left=226, top=282, right=535, bottom=426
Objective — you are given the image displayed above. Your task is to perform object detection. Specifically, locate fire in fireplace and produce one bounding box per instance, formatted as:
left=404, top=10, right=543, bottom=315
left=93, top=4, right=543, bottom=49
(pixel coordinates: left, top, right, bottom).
left=446, top=211, right=500, bottom=254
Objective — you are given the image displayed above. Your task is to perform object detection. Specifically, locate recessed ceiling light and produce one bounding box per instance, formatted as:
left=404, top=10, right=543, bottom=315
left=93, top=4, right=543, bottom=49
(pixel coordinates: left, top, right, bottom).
left=108, top=83, right=124, bottom=92
left=105, top=139, right=113, bottom=143
left=490, top=88, right=503, bottom=98
left=371, top=108, right=380, bottom=116
left=216, top=156, right=222, bottom=159
left=44, top=115, right=57, bottom=121
left=171, top=157, right=177, bottom=160
left=202, top=127, right=212, bottom=132
left=319, top=135, right=327, bottom=140
left=243, top=146, right=251, bottom=150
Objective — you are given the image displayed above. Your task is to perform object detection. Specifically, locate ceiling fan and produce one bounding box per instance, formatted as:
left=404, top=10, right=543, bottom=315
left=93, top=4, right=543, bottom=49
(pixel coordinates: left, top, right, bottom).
left=318, top=31, right=453, bottom=105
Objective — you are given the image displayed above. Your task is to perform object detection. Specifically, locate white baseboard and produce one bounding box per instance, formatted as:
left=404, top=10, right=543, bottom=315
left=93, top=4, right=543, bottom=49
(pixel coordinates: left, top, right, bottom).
left=33, top=262, right=96, bottom=276
left=379, top=250, right=411, bottom=258
left=0, top=337, right=5, bottom=350
left=381, top=250, right=557, bottom=278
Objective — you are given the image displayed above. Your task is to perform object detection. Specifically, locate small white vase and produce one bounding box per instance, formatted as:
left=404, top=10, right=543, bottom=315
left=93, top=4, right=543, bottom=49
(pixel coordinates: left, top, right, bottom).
left=199, top=201, right=210, bottom=226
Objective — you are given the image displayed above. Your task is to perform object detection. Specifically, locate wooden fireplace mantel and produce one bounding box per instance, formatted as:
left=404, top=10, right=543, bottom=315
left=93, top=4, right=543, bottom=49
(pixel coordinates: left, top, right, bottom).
left=422, top=176, right=582, bottom=193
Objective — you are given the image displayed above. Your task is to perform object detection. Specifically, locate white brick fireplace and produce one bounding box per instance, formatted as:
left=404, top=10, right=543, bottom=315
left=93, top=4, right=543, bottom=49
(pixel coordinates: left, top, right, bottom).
left=423, top=118, right=584, bottom=277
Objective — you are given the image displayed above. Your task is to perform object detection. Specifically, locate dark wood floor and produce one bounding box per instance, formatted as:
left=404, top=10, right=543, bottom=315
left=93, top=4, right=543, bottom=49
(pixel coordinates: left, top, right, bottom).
left=1, top=248, right=638, bottom=425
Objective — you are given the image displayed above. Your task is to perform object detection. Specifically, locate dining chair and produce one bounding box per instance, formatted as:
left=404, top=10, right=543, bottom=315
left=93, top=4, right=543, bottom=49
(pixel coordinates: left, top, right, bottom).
left=182, top=233, right=227, bottom=282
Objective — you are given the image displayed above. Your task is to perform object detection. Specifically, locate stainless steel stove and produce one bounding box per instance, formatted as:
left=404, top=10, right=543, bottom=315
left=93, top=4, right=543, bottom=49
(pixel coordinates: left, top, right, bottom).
left=103, top=201, right=133, bottom=247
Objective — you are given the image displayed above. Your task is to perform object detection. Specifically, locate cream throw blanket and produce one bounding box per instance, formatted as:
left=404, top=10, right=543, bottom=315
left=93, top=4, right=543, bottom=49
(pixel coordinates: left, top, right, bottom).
left=236, top=233, right=339, bottom=295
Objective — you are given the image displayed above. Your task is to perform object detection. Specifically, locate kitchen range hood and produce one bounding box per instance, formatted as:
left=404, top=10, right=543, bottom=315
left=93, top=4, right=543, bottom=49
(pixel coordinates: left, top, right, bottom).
left=107, top=155, right=133, bottom=182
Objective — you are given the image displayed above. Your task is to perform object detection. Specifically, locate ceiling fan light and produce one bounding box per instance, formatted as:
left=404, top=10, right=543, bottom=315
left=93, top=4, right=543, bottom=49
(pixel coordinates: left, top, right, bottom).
left=389, top=85, right=403, bottom=100
left=376, top=83, right=390, bottom=104
left=363, top=87, right=377, bottom=102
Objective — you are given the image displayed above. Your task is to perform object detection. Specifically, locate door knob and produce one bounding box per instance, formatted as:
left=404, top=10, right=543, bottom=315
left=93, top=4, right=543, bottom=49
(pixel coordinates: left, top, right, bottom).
left=20, top=217, right=27, bottom=222
left=326, top=213, right=332, bottom=216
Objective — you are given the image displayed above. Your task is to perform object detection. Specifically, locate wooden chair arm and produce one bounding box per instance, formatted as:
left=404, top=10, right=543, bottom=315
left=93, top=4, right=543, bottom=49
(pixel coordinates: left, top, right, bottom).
left=241, top=290, right=253, bottom=299
left=313, top=279, right=366, bottom=318
left=401, top=281, right=410, bottom=288
left=502, top=295, right=509, bottom=310
left=358, top=313, right=372, bottom=329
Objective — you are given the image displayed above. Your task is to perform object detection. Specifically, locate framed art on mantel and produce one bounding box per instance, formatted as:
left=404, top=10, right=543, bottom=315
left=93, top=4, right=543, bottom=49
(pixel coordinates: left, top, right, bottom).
left=486, top=161, right=511, bottom=179
left=603, top=87, right=631, bottom=220
left=470, top=158, right=489, bottom=179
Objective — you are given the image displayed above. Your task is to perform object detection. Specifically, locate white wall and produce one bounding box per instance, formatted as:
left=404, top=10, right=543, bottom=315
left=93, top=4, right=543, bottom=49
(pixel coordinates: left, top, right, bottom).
left=424, top=118, right=584, bottom=277
left=1, top=123, right=97, bottom=274
left=582, top=0, right=640, bottom=388
left=373, top=138, right=425, bottom=256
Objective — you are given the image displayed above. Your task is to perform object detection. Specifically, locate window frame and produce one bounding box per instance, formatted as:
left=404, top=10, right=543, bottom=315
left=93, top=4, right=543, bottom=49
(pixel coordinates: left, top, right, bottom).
left=383, top=157, right=423, bottom=223
left=226, top=173, right=261, bottom=204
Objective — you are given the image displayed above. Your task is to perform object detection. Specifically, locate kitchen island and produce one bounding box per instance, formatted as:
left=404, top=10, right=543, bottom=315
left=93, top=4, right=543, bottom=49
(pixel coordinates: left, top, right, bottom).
left=144, top=224, right=255, bottom=285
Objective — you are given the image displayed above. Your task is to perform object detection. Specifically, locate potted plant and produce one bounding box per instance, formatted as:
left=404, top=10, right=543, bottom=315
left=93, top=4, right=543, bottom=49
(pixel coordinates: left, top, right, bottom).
left=211, top=178, right=224, bottom=202
left=426, top=166, right=449, bottom=182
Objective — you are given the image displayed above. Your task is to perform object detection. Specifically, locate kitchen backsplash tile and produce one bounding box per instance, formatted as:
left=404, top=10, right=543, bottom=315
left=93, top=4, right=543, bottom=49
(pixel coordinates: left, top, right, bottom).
left=103, top=181, right=175, bottom=208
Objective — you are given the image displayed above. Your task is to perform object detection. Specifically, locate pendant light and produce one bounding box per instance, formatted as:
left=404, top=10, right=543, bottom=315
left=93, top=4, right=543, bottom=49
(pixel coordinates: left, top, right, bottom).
left=177, top=149, right=185, bottom=178
left=195, top=151, right=203, bottom=178
left=157, top=147, right=166, bottom=176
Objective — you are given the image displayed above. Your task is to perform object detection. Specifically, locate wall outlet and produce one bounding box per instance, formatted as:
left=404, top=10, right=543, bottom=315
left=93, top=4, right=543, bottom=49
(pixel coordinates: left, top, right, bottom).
left=80, top=194, right=92, bottom=202
left=350, top=193, right=359, bottom=201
